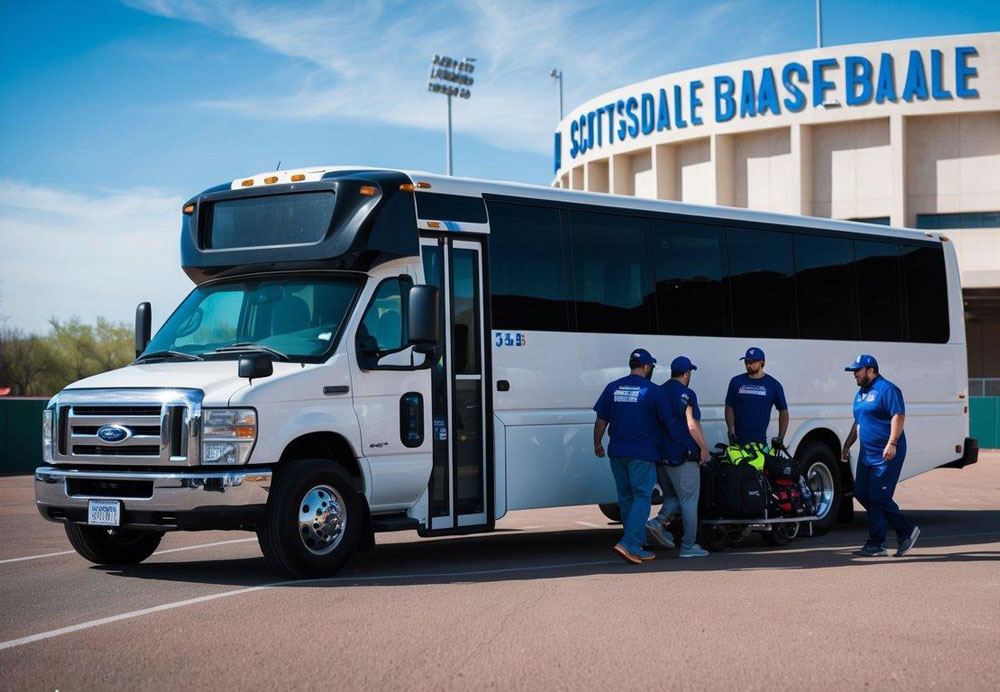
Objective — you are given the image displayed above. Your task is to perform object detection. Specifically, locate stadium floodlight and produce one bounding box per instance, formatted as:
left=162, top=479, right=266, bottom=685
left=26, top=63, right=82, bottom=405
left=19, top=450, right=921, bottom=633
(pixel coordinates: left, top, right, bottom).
left=428, top=55, right=476, bottom=176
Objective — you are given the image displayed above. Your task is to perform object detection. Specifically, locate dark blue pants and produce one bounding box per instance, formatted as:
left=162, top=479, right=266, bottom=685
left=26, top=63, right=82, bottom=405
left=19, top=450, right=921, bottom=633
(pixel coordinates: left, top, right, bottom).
left=854, top=447, right=913, bottom=545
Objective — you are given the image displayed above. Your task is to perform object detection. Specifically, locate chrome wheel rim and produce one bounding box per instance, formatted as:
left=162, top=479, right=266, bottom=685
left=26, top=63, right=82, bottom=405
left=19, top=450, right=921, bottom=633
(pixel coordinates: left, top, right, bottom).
left=298, top=484, right=346, bottom=555
left=806, top=462, right=835, bottom=520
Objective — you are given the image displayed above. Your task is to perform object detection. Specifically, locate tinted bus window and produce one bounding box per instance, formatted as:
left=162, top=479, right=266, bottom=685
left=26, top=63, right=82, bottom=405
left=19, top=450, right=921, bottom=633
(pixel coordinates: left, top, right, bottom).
left=569, top=211, right=654, bottom=334
left=653, top=221, right=726, bottom=336
left=902, top=245, right=949, bottom=343
left=415, top=193, right=488, bottom=223
left=793, top=235, right=858, bottom=340
left=727, top=228, right=794, bottom=338
left=487, top=203, right=570, bottom=331
left=854, top=240, right=903, bottom=341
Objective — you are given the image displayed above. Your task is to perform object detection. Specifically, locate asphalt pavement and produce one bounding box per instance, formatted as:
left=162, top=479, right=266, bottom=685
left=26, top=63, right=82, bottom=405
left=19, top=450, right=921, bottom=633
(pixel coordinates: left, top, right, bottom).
left=1, top=453, right=998, bottom=690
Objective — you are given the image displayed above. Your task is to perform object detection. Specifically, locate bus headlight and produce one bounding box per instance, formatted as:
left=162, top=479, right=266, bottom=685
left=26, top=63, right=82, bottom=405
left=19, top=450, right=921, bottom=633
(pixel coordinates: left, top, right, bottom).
left=201, top=408, right=256, bottom=465
left=42, top=408, right=54, bottom=463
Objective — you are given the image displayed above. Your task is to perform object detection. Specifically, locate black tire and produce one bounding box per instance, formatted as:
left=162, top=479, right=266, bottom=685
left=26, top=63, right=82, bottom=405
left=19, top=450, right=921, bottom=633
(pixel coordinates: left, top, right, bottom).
left=761, top=522, right=800, bottom=546
left=797, top=441, right=842, bottom=536
left=598, top=503, right=621, bottom=523
left=257, top=458, right=363, bottom=579
left=698, top=523, right=730, bottom=552
left=64, top=524, right=162, bottom=565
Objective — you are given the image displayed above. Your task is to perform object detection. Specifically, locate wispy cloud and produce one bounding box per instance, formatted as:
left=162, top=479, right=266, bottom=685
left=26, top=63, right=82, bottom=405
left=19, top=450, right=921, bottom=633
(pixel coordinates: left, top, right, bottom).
left=0, top=181, right=191, bottom=334
left=124, top=0, right=785, bottom=153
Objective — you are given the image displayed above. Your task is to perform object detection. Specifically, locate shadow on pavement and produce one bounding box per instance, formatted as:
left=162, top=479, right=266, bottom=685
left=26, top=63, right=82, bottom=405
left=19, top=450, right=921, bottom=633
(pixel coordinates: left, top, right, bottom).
left=97, top=508, right=1000, bottom=589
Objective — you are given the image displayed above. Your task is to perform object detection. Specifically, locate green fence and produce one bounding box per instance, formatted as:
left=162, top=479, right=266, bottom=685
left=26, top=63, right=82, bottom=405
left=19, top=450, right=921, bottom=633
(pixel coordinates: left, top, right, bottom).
left=970, top=397, right=999, bottom=450
left=0, top=398, right=47, bottom=475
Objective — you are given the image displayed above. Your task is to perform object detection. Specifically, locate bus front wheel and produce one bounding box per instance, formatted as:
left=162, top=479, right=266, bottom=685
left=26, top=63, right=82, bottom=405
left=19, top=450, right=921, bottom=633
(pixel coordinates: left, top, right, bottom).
left=257, top=458, right=363, bottom=579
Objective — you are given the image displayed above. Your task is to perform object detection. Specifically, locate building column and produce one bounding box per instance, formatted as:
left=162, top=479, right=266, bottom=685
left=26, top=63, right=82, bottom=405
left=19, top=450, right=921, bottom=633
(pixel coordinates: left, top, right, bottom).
left=790, top=123, right=814, bottom=216
left=712, top=134, right=734, bottom=207
left=890, top=114, right=908, bottom=227
left=611, top=154, right=632, bottom=195
left=654, top=144, right=677, bottom=200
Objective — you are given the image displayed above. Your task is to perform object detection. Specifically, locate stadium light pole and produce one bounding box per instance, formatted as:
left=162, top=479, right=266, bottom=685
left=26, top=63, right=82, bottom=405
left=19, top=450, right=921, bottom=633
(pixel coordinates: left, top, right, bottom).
left=428, top=55, right=476, bottom=176
left=550, top=68, right=563, bottom=121
left=816, top=0, right=823, bottom=48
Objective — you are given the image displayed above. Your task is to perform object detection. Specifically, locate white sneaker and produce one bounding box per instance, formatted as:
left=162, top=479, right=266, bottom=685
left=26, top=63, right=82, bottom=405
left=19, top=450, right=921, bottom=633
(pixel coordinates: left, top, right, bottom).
left=679, top=544, right=709, bottom=558
left=645, top=519, right=675, bottom=549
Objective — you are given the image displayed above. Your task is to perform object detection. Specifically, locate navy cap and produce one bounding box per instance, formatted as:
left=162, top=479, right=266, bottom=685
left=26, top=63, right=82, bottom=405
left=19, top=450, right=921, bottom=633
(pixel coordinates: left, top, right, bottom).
left=845, top=354, right=879, bottom=371
left=740, top=347, right=765, bottom=362
left=629, top=348, right=657, bottom=366
left=670, top=355, right=697, bottom=372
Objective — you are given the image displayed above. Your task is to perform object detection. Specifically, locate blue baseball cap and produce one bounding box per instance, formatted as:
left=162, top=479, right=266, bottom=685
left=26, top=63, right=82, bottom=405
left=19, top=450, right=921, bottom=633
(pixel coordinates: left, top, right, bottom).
left=740, top=347, right=765, bottom=362
left=670, top=355, right=697, bottom=372
left=845, top=354, right=879, bottom=371
left=629, top=348, right=657, bottom=366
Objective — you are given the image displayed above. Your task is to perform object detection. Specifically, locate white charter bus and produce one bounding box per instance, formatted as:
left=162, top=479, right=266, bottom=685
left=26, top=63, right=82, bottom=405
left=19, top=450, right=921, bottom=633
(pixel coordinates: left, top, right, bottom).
left=35, top=166, right=978, bottom=577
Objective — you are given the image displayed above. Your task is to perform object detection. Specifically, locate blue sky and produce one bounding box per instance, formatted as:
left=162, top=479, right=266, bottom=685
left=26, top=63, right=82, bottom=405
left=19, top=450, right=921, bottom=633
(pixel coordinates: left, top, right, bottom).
left=1, top=0, right=999, bottom=333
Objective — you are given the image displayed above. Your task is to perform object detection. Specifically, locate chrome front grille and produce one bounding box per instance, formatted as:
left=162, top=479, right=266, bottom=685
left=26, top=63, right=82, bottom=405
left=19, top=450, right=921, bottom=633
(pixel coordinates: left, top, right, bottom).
left=52, top=389, right=203, bottom=467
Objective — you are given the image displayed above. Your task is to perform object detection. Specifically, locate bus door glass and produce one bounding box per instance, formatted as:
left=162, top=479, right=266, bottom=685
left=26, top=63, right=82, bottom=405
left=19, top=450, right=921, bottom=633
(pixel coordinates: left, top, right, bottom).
left=420, top=237, right=488, bottom=530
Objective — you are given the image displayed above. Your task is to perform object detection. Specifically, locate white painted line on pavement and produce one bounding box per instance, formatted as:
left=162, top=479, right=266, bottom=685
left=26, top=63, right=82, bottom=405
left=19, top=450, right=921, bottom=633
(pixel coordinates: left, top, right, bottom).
left=0, top=558, right=619, bottom=652
left=0, top=538, right=257, bottom=566
left=0, top=550, right=75, bottom=565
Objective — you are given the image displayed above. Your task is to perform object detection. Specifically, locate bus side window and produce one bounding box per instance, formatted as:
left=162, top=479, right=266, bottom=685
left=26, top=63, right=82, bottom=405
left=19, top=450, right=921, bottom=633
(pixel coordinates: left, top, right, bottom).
left=854, top=240, right=903, bottom=342
left=726, top=227, right=794, bottom=339
left=793, top=234, right=858, bottom=340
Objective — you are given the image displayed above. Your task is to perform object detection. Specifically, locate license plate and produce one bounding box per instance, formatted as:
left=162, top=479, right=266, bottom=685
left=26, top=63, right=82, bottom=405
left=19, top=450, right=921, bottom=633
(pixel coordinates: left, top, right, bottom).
left=88, top=500, right=121, bottom=527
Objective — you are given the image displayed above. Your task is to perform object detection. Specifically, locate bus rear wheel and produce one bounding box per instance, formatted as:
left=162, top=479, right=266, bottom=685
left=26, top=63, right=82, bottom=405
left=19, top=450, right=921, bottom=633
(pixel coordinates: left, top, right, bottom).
left=257, top=458, right=362, bottom=579
left=798, top=442, right=842, bottom=536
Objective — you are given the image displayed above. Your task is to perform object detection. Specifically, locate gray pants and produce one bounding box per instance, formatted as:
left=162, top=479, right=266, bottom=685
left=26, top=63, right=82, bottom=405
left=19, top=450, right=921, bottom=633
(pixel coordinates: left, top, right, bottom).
left=655, top=461, right=701, bottom=549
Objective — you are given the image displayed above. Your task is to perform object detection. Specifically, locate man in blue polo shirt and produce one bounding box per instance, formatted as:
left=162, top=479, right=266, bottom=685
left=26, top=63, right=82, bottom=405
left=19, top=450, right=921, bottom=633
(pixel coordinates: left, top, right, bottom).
left=645, top=356, right=710, bottom=558
left=725, top=346, right=789, bottom=448
left=593, top=348, right=672, bottom=564
left=841, top=354, right=919, bottom=557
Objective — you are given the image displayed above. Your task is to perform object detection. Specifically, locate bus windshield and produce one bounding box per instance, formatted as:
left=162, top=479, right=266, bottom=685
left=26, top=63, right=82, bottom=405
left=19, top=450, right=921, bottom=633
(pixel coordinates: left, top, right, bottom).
left=142, top=275, right=360, bottom=362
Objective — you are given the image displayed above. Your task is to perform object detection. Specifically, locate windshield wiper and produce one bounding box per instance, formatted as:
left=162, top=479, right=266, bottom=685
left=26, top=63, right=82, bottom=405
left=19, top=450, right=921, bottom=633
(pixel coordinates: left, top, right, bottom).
left=135, top=350, right=204, bottom=363
left=210, top=343, right=290, bottom=361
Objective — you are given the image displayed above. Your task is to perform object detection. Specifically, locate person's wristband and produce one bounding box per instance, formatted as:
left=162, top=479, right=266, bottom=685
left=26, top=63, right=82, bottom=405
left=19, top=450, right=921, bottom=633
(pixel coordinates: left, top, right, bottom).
left=887, top=440, right=897, bottom=446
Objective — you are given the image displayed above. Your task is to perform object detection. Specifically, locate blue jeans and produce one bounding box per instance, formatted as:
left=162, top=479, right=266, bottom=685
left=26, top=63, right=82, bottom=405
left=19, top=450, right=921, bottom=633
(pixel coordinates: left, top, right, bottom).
left=609, top=457, right=656, bottom=553
left=655, top=461, right=701, bottom=549
left=854, top=445, right=913, bottom=545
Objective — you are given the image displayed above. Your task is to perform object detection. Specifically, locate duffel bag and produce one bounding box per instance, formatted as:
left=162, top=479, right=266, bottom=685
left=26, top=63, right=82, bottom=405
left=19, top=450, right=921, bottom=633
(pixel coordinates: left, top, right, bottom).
left=763, top=449, right=801, bottom=480
left=769, top=478, right=806, bottom=517
left=716, top=460, right=767, bottom=519
left=698, top=458, right=725, bottom=519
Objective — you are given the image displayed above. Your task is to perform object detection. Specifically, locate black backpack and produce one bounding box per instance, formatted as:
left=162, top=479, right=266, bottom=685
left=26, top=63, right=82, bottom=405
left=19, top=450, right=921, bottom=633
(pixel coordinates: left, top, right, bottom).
left=699, top=459, right=725, bottom=519
left=763, top=448, right=801, bottom=480
left=716, top=460, right=767, bottom=519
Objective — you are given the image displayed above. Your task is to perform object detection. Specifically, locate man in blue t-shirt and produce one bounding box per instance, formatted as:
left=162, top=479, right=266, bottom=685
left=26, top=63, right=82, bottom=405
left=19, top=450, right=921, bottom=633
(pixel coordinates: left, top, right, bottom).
left=644, top=356, right=710, bottom=558
left=593, top=348, right=672, bottom=564
left=725, top=347, right=789, bottom=448
left=841, top=354, right=919, bottom=557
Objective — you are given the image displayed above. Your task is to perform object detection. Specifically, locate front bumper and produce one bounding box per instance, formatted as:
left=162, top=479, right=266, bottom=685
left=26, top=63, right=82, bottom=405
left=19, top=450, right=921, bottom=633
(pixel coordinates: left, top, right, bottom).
left=35, top=466, right=272, bottom=531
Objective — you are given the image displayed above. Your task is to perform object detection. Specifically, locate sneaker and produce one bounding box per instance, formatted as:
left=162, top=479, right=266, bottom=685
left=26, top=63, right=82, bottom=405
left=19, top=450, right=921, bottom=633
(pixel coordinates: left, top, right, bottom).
left=613, top=543, right=642, bottom=564
left=853, top=543, right=888, bottom=557
left=634, top=548, right=656, bottom=562
left=645, top=519, right=676, bottom=549
left=895, top=526, right=920, bottom=557
left=679, top=544, right=709, bottom=558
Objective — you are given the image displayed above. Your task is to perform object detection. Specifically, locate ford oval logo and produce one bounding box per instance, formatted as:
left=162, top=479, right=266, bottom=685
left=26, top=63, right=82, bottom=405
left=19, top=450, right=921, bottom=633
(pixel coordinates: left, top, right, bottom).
left=97, top=424, right=132, bottom=444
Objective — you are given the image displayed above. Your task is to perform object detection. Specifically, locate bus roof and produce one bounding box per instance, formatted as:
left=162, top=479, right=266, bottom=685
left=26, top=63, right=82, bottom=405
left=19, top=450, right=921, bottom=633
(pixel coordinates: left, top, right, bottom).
left=228, top=165, right=943, bottom=245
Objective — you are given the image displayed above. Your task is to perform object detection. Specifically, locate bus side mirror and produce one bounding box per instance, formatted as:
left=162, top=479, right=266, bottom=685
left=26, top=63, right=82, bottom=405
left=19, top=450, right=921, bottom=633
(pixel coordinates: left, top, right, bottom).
left=135, top=302, right=151, bottom=357
left=407, top=285, right=440, bottom=349
left=238, top=354, right=273, bottom=380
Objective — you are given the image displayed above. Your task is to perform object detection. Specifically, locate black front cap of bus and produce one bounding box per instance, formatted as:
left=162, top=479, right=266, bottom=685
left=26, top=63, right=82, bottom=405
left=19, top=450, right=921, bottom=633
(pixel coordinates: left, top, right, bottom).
left=179, top=170, right=417, bottom=284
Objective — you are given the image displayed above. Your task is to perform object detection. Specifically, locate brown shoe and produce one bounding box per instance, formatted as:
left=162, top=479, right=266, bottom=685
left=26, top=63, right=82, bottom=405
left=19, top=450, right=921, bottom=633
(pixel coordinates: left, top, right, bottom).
left=613, top=543, right=642, bottom=564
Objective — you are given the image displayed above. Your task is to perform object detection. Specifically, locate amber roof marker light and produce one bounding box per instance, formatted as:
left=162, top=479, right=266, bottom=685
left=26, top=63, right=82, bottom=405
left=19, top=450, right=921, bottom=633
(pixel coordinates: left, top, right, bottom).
left=182, top=204, right=195, bottom=215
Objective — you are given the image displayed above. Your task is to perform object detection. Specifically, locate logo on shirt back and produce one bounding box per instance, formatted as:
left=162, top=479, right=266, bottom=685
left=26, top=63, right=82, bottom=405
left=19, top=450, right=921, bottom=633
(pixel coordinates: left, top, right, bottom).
left=613, top=386, right=641, bottom=403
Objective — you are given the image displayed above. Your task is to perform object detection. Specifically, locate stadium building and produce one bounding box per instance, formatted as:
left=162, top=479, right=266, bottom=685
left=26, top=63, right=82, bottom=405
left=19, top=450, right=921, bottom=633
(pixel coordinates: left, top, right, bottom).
left=552, top=32, right=1000, bottom=392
